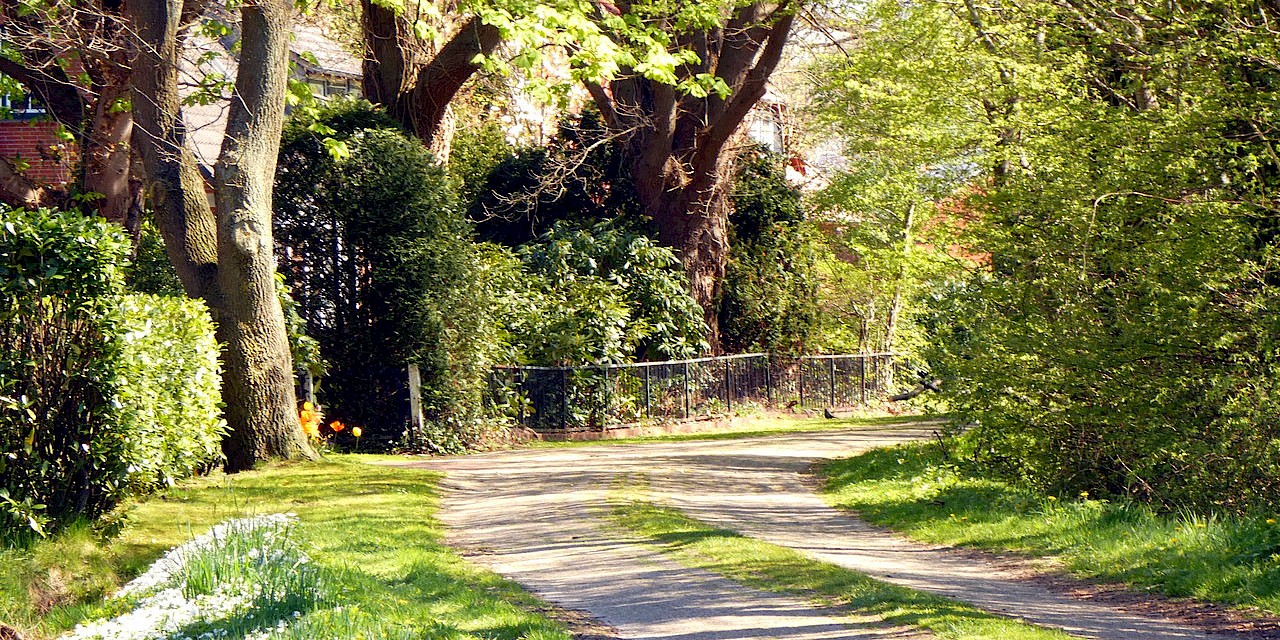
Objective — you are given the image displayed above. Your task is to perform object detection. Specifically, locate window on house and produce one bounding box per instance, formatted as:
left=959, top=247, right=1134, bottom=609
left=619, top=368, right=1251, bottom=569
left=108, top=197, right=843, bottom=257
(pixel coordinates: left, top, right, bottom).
left=747, top=108, right=784, bottom=154
left=0, top=75, right=47, bottom=120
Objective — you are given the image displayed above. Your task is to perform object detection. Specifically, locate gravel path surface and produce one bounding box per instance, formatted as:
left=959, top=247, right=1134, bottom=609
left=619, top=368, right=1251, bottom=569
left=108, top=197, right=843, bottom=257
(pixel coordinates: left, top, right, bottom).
left=390, top=425, right=1238, bottom=640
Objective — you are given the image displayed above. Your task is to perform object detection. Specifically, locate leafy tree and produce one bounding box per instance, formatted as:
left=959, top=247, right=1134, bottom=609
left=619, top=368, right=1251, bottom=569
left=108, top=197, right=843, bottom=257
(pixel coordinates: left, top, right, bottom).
left=897, top=0, right=1280, bottom=511
left=804, top=0, right=979, bottom=359
left=128, top=0, right=315, bottom=470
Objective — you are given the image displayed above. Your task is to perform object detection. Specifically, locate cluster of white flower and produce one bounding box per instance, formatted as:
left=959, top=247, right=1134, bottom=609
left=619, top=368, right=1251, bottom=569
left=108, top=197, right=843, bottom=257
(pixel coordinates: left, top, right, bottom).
left=120, top=513, right=298, bottom=597
left=64, top=513, right=306, bottom=640
left=64, top=586, right=250, bottom=640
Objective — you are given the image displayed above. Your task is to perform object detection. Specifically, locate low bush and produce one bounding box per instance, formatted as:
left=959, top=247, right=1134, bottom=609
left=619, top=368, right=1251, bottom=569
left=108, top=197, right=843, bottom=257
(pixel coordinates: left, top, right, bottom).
left=114, top=294, right=225, bottom=492
left=0, top=207, right=225, bottom=543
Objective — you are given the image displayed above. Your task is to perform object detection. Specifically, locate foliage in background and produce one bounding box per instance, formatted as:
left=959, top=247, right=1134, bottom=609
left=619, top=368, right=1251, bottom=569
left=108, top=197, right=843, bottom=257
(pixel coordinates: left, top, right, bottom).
left=0, top=207, right=224, bottom=544
left=275, top=100, right=485, bottom=453
left=720, top=149, right=820, bottom=354
left=804, top=0, right=974, bottom=360
left=866, top=0, right=1280, bottom=511
left=466, top=110, right=643, bottom=247
left=517, top=219, right=707, bottom=364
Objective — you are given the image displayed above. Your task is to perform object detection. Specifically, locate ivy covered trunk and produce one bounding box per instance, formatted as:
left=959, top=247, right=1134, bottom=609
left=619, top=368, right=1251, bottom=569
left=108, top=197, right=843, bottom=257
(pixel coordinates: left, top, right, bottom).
left=128, top=0, right=315, bottom=471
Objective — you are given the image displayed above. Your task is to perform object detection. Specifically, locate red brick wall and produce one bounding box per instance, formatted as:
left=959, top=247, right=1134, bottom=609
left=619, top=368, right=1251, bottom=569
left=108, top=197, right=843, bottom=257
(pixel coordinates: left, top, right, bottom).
left=0, top=121, right=76, bottom=187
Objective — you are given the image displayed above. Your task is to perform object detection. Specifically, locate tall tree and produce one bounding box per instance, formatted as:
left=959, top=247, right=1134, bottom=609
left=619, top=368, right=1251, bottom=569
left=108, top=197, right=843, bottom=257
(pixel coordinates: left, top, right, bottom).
left=360, top=1, right=501, bottom=157
left=584, top=0, right=798, bottom=350
left=0, top=0, right=141, bottom=229
left=127, top=0, right=316, bottom=471
left=360, top=1, right=797, bottom=350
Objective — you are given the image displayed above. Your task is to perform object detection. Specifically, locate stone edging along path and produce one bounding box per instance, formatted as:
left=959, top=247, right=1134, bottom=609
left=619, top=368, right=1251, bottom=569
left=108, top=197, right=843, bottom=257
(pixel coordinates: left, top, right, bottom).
left=386, top=425, right=1263, bottom=640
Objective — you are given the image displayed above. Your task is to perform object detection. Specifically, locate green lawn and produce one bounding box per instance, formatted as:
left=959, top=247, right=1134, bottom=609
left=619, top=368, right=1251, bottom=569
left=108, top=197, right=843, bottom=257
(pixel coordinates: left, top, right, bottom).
left=608, top=485, right=1072, bottom=640
left=0, top=456, right=571, bottom=640
left=520, top=411, right=930, bottom=447
left=818, top=440, right=1280, bottom=615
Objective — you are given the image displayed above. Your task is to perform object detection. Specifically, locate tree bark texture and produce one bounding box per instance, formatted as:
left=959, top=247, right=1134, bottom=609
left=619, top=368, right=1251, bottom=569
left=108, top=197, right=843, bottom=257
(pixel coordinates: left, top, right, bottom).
left=587, top=1, right=798, bottom=352
left=128, top=0, right=316, bottom=471
left=0, top=3, right=139, bottom=223
left=361, top=3, right=500, bottom=154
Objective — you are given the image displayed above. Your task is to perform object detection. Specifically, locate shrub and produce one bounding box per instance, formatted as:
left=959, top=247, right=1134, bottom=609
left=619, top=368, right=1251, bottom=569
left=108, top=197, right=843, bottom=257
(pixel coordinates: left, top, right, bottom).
left=275, top=100, right=482, bottom=452
left=517, top=218, right=707, bottom=363
left=720, top=150, right=820, bottom=354
left=0, top=207, right=225, bottom=543
left=114, top=294, right=226, bottom=491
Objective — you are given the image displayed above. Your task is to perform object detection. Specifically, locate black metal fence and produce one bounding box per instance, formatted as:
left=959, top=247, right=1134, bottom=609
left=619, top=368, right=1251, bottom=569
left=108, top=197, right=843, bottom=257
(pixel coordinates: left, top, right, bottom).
left=485, top=353, right=897, bottom=434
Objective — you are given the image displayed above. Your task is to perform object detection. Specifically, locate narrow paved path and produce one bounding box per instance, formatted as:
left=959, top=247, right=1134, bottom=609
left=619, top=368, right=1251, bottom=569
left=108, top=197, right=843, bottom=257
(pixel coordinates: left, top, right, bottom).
left=391, top=426, right=1238, bottom=640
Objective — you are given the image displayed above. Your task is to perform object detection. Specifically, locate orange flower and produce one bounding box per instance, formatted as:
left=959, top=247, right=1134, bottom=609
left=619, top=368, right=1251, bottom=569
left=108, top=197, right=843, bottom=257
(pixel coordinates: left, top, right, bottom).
left=329, top=420, right=345, bottom=433
left=299, top=401, right=323, bottom=439
left=351, top=426, right=362, bottom=438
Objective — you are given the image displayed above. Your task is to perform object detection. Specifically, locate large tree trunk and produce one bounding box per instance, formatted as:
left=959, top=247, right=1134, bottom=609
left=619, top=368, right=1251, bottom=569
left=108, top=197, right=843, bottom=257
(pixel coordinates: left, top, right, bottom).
left=361, top=2, right=500, bottom=155
left=81, top=52, right=135, bottom=232
left=588, top=2, right=797, bottom=353
left=128, top=0, right=316, bottom=471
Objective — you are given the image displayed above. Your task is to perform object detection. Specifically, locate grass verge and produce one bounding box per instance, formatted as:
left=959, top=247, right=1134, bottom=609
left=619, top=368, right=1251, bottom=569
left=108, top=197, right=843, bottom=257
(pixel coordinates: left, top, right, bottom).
left=818, top=441, right=1280, bottom=614
left=520, top=412, right=930, bottom=448
left=608, top=487, right=1071, bottom=640
left=1, top=456, right=571, bottom=640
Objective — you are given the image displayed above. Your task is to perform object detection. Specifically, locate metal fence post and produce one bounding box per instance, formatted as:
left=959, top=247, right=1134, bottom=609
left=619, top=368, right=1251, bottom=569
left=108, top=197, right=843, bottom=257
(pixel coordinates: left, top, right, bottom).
left=829, top=357, right=836, bottom=407
left=517, top=369, right=526, bottom=426
left=602, top=366, right=610, bottom=432
left=683, top=361, right=690, bottom=419
left=860, top=356, right=868, bottom=405
left=764, top=355, right=772, bottom=407
left=724, top=359, right=732, bottom=412
left=643, top=364, right=651, bottom=418
left=799, top=359, right=806, bottom=408
left=561, top=368, right=569, bottom=430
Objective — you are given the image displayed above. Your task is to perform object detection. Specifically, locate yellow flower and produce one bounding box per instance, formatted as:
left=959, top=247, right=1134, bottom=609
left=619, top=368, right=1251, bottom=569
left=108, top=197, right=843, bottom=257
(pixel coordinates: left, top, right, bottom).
left=1267, top=518, right=1277, bottom=525
left=1046, top=496, right=1057, bottom=502
left=352, top=426, right=362, bottom=438
left=1079, top=491, right=1089, bottom=499
left=303, top=401, right=315, bottom=412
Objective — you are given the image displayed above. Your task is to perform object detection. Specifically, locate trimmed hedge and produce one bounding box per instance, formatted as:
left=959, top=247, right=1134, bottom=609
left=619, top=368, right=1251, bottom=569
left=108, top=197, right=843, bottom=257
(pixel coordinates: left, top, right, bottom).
left=0, top=207, right=225, bottom=543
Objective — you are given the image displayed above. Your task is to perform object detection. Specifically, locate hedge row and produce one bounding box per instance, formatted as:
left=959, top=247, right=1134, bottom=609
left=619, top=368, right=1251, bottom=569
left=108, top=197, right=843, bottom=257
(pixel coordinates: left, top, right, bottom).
left=0, top=207, right=225, bottom=543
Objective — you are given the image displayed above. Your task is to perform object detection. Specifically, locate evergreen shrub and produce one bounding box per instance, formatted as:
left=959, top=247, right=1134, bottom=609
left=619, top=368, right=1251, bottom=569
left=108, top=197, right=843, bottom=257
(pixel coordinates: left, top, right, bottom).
left=0, top=207, right=225, bottom=543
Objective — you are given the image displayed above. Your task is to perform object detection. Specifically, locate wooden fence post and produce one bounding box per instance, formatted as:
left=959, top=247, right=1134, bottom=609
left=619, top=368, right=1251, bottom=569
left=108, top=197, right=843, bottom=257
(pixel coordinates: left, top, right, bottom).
left=408, top=363, right=424, bottom=442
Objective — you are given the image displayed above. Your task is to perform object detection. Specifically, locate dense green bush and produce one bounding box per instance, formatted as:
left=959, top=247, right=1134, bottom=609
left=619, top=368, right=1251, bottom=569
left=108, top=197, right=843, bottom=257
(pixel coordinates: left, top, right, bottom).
left=467, top=110, right=643, bottom=246
left=720, top=150, right=820, bottom=354
left=275, top=100, right=483, bottom=452
left=517, top=219, right=707, bottom=364
left=114, top=294, right=226, bottom=491
left=0, top=207, right=224, bottom=543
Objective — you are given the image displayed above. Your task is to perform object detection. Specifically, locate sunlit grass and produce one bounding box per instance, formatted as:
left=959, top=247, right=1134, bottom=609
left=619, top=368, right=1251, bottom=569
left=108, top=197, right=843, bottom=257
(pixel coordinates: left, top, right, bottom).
left=1, top=457, right=571, bottom=640
left=608, top=487, right=1071, bottom=640
left=819, top=441, right=1280, bottom=614
left=520, top=411, right=931, bottom=447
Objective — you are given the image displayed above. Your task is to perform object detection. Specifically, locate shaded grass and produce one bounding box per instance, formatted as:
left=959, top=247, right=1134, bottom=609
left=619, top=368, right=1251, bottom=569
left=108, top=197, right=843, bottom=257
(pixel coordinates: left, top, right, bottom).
left=609, top=491, right=1071, bottom=640
left=522, top=412, right=931, bottom=448
left=1, top=456, right=571, bottom=640
left=818, top=441, right=1280, bottom=614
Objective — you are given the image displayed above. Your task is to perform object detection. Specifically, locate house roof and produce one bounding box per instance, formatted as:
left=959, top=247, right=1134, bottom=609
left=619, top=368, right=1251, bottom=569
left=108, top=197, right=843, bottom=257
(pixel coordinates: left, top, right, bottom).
left=180, top=20, right=360, bottom=169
